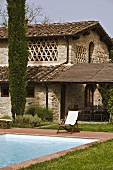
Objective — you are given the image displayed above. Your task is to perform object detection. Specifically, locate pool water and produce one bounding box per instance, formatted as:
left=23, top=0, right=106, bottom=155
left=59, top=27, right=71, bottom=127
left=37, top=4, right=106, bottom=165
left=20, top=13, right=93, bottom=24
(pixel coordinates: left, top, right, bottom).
left=0, top=134, right=98, bottom=168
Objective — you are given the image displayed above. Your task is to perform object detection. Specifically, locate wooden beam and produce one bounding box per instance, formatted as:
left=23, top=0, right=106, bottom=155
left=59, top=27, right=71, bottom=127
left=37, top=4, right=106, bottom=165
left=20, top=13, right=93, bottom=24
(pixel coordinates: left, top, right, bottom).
left=72, top=35, right=80, bottom=40
left=83, top=30, right=90, bottom=36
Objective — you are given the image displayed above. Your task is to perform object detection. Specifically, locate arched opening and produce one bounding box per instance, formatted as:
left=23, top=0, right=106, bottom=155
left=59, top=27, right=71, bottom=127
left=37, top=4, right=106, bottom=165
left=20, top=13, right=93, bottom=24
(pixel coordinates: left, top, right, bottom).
left=88, top=42, right=94, bottom=63
left=85, top=84, right=96, bottom=107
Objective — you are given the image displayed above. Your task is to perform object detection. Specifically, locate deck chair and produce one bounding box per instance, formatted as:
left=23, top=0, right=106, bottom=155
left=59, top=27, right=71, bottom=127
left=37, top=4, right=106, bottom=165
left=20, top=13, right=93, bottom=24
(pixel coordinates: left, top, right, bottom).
left=57, top=110, right=80, bottom=133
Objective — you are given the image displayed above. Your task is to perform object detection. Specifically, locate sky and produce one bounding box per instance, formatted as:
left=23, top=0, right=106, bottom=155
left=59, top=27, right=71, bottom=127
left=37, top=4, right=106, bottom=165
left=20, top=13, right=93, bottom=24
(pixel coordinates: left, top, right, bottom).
left=0, top=0, right=113, bottom=37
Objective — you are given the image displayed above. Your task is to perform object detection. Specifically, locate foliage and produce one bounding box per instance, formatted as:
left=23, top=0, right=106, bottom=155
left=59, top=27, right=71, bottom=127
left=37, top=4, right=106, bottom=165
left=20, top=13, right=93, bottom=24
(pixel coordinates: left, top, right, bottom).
left=108, top=87, right=113, bottom=122
left=0, top=115, right=12, bottom=119
left=98, top=83, right=113, bottom=122
left=26, top=105, right=53, bottom=121
left=0, top=2, right=51, bottom=26
left=13, top=114, right=41, bottom=128
left=38, top=123, right=113, bottom=132
left=109, top=49, right=113, bottom=60
left=98, top=83, right=112, bottom=108
left=7, top=0, right=28, bottom=120
left=109, top=38, right=113, bottom=60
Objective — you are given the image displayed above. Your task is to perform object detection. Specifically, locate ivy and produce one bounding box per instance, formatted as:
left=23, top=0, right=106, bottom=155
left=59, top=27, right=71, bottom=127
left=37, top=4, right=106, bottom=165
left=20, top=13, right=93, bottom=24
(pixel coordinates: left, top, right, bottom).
left=7, top=0, right=28, bottom=120
left=99, top=84, right=113, bottom=122
left=98, top=84, right=111, bottom=108
left=108, top=87, right=113, bottom=122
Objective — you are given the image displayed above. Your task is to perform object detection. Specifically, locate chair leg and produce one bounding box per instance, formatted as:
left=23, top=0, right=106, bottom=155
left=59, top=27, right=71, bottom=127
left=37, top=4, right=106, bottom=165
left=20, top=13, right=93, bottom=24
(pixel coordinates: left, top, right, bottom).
left=57, top=126, right=60, bottom=133
left=71, top=123, right=80, bottom=133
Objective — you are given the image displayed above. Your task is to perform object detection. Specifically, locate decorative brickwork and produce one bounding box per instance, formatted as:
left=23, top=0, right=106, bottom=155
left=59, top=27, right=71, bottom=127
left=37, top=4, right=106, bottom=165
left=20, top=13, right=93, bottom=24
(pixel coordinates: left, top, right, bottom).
left=71, top=31, right=109, bottom=64
left=75, top=45, right=87, bottom=63
left=28, top=38, right=58, bottom=62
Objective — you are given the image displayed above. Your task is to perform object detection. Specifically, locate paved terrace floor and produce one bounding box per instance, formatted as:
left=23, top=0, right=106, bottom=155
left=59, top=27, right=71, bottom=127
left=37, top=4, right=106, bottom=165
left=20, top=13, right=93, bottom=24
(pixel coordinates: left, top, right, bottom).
left=1, top=128, right=113, bottom=170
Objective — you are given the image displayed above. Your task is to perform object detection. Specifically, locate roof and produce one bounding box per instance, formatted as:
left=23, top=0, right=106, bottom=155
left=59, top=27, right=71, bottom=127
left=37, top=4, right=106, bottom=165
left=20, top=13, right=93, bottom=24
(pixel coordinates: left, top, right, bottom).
left=27, top=21, right=98, bottom=37
left=0, top=21, right=112, bottom=48
left=1, top=63, right=113, bottom=83
left=51, top=63, right=113, bottom=83
left=0, top=64, right=70, bottom=83
left=27, top=64, right=70, bottom=82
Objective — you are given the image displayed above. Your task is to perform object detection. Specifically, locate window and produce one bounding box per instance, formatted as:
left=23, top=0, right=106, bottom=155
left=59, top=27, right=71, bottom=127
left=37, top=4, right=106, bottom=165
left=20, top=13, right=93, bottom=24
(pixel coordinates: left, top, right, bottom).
left=75, top=45, right=87, bottom=63
left=89, top=42, right=94, bottom=63
left=26, top=86, right=34, bottom=98
left=85, top=84, right=96, bottom=107
left=28, top=38, right=58, bottom=62
left=1, top=86, right=9, bottom=97
left=85, top=84, right=94, bottom=107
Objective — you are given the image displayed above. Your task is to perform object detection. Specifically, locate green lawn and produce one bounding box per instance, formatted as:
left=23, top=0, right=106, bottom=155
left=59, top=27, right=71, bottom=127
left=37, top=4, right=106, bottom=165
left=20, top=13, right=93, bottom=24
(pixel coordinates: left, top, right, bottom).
left=19, top=123, right=113, bottom=170
left=38, top=123, right=113, bottom=132
left=20, top=138, right=113, bottom=170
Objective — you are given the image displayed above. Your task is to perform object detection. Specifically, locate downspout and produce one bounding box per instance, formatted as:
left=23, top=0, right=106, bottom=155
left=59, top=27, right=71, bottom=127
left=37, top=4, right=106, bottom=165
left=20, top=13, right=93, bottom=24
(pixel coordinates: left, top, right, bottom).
left=43, top=83, right=48, bottom=110
left=64, top=36, right=69, bottom=64
left=40, top=36, right=69, bottom=111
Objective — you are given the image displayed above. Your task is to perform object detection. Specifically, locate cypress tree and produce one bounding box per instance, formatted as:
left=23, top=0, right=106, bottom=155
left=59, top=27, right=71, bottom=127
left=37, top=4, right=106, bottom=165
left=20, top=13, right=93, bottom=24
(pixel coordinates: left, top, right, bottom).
left=7, top=0, right=28, bottom=120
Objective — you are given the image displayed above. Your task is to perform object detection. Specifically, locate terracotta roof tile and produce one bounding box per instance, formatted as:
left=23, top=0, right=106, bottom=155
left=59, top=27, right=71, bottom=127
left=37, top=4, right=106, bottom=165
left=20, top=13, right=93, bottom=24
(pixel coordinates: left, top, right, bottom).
left=0, top=21, right=98, bottom=38
left=0, top=65, right=70, bottom=83
left=27, top=64, right=70, bottom=82
left=1, top=63, right=113, bottom=83
left=0, top=21, right=112, bottom=48
left=27, top=21, right=99, bottom=37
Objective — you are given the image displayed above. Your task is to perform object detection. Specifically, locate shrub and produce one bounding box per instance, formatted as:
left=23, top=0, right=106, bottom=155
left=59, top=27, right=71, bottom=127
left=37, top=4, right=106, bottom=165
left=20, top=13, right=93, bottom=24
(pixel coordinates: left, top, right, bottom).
left=1, top=115, right=12, bottom=119
left=26, top=105, right=53, bottom=121
left=14, top=114, right=41, bottom=127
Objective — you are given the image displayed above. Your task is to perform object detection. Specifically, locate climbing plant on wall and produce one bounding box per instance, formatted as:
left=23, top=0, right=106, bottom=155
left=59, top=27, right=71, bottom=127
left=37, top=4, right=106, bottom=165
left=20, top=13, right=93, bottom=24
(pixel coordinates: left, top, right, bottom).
left=98, top=84, right=111, bottom=108
left=99, top=83, right=113, bottom=122
left=7, top=0, right=28, bottom=120
left=109, top=38, right=113, bottom=61
left=108, top=87, right=113, bottom=123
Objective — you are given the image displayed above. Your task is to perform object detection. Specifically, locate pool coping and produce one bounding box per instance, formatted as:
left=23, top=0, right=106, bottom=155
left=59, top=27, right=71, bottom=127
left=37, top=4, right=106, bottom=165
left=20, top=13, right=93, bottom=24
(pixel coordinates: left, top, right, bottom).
left=0, top=128, right=113, bottom=170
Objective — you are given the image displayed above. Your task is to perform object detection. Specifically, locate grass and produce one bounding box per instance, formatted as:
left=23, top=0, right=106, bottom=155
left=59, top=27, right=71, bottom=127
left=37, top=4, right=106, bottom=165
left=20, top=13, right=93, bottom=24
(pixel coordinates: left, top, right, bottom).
left=38, top=122, right=113, bottom=132
left=18, top=122, right=113, bottom=170
left=20, top=138, right=113, bottom=170
left=79, top=123, right=113, bottom=132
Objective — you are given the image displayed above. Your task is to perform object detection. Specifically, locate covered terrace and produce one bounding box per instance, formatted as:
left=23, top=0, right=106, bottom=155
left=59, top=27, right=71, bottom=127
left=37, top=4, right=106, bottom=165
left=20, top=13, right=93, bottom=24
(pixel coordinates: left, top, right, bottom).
left=51, top=63, right=113, bottom=122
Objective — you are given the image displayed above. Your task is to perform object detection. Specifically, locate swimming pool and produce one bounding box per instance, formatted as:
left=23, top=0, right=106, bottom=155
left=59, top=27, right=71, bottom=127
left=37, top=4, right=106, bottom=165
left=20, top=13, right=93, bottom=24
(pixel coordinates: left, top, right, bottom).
left=0, top=134, right=98, bottom=168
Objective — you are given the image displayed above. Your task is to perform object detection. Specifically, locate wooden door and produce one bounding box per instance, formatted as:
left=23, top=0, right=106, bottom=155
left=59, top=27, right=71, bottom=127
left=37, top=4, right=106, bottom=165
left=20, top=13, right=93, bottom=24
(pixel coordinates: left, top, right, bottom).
left=60, top=84, right=66, bottom=119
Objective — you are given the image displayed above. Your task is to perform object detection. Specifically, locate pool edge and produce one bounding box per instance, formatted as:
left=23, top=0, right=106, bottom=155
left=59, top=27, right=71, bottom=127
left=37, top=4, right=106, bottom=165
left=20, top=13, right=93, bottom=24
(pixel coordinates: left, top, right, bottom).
left=0, top=128, right=113, bottom=170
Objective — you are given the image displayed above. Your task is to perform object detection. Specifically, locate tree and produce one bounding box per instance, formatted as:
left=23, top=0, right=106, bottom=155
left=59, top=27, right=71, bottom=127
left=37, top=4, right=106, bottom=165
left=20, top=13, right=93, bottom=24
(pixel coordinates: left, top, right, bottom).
left=109, top=38, right=113, bottom=61
left=98, top=84, right=111, bottom=108
left=109, top=50, right=113, bottom=61
left=99, top=83, right=113, bottom=122
left=7, top=0, right=28, bottom=120
left=108, top=87, right=113, bottom=123
left=0, top=2, right=51, bottom=26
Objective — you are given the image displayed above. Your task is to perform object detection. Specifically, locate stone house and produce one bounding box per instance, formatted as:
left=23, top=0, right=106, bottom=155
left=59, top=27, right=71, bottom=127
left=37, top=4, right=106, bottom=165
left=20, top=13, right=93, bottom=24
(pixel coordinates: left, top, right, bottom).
left=0, top=21, right=113, bottom=121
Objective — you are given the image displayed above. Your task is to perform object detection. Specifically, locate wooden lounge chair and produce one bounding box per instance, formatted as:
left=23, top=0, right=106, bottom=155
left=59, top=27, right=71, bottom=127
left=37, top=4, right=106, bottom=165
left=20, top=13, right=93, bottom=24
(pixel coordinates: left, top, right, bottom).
left=57, top=110, right=80, bottom=133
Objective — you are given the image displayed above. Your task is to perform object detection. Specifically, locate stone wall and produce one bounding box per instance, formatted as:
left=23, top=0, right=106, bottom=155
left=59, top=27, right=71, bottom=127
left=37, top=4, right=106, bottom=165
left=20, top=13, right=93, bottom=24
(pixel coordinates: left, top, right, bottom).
left=48, top=84, right=61, bottom=121
left=57, top=38, right=67, bottom=64
left=70, top=31, right=109, bottom=64
left=0, top=40, right=8, bottom=65
left=25, top=83, right=61, bottom=121
left=0, top=97, right=11, bottom=117
left=0, top=38, right=68, bottom=66
left=65, top=83, right=85, bottom=111
left=0, top=82, right=102, bottom=120
left=0, top=32, right=109, bottom=66
left=0, top=31, right=110, bottom=120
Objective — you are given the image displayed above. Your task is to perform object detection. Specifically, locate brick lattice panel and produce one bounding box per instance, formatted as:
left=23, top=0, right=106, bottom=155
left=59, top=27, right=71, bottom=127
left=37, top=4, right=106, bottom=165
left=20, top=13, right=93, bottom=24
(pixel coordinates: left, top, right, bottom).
left=28, top=38, right=58, bottom=62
